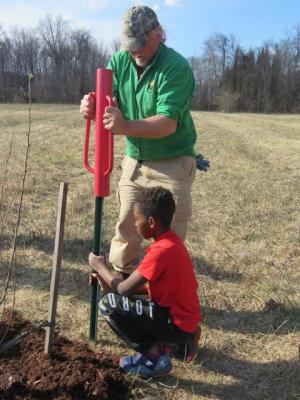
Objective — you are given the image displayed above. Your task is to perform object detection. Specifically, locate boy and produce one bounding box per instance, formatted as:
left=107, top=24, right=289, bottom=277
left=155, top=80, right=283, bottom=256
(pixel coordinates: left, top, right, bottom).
left=89, top=187, right=202, bottom=378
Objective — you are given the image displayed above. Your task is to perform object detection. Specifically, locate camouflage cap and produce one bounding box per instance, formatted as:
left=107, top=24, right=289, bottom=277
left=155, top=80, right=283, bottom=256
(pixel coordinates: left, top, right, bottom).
left=121, top=6, right=159, bottom=52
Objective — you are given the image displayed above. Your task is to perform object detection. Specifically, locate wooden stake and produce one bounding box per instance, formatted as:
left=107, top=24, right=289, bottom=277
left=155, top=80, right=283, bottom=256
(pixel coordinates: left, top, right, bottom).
left=44, top=182, right=68, bottom=354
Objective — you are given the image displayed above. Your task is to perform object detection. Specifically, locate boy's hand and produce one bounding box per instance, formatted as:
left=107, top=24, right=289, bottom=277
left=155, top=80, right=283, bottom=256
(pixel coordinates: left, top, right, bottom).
left=89, top=252, right=106, bottom=272
left=88, top=272, right=110, bottom=291
left=89, top=272, right=99, bottom=286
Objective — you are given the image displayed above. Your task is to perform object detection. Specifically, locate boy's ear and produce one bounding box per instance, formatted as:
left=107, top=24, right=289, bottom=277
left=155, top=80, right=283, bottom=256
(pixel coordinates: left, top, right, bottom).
left=148, top=216, right=156, bottom=228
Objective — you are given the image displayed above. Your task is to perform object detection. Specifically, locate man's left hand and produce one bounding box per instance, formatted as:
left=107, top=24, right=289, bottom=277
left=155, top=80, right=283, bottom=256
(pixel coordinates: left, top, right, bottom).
left=103, top=106, right=127, bottom=135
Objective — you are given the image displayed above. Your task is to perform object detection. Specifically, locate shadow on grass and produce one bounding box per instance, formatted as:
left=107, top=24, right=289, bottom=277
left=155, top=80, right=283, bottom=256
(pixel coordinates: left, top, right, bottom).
left=1, top=260, right=298, bottom=336
left=0, top=234, right=110, bottom=263
left=0, top=261, right=91, bottom=303
left=203, top=305, right=300, bottom=334
left=2, top=237, right=242, bottom=284
left=166, top=349, right=300, bottom=400
left=194, top=256, right=243, bottom=283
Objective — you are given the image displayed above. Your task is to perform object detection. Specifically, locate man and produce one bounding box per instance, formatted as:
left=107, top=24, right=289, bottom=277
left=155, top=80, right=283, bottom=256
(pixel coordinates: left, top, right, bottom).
left=80, top=5, right=197, bottom=276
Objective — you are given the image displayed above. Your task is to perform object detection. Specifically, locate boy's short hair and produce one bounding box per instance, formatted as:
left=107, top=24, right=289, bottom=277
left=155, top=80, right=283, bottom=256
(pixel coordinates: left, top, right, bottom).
left=135, top=186, right=176, bottom=228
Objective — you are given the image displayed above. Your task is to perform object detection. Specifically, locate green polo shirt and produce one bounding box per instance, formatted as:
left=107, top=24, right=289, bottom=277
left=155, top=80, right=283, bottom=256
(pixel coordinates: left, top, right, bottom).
left=107, top=43, right=196, bottom=161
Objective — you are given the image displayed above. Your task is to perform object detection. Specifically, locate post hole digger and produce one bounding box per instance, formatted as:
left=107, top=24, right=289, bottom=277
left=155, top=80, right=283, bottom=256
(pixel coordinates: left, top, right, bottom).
left=84, top=68, right=114, bottom=341
left=82, top=68, right=210, bottom=342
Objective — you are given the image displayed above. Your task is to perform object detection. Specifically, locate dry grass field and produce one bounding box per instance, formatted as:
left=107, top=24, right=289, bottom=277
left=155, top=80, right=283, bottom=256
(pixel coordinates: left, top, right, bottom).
left=0, top=104, right=299, bottom=399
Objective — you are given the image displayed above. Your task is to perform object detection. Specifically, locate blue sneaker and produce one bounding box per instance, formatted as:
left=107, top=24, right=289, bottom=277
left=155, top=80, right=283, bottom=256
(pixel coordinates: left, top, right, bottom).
left=119, top=353, right=172, bottom=378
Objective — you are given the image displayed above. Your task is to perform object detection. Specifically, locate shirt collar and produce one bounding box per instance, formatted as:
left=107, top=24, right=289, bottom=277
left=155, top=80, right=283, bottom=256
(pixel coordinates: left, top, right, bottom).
left=144, top=228, right=174, bottom=254
left=154, top=228, right=174, bottom=242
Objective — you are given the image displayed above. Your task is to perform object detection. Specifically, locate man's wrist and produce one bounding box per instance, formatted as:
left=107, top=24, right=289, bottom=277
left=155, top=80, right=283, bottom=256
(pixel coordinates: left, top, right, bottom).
left=120, top=119, right=131, bottom=135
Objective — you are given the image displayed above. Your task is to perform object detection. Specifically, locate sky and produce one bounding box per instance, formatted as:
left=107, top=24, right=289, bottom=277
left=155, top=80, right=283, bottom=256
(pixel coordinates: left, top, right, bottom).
left=0, top=0, right=300, bottom=57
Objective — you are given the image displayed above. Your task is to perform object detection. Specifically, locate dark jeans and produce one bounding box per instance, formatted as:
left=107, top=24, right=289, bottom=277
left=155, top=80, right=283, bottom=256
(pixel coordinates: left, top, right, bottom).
left=99, top=291, right=193, bottom=354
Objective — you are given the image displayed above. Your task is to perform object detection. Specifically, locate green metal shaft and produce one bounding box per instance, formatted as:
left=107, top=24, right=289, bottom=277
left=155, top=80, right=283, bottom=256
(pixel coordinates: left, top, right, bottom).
left=89, top=196, right=103, bottom=341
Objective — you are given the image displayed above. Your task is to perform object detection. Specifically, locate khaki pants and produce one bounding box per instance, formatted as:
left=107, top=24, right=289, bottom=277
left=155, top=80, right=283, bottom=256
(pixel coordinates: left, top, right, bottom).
left=109, top=155, right=196, bottom=274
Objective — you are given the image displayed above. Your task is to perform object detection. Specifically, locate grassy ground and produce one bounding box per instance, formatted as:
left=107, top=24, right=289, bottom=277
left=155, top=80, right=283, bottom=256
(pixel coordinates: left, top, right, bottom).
left=0, top=104, right=299, bottom=399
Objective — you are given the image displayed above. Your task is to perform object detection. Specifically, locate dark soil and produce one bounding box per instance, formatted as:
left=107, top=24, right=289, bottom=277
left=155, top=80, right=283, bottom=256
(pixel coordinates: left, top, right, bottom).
left=0, top=310, right=132, bottom=400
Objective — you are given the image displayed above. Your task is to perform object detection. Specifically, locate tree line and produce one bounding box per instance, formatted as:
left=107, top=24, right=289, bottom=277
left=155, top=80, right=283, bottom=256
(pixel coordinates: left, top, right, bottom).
left=0, top=15, right=300, bottom=112
left=191, top=28, right=300, bottom=112
left=0, top=16, right=110, bottom=103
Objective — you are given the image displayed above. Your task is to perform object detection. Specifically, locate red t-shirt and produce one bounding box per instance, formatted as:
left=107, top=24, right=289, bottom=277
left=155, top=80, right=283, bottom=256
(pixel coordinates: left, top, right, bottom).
left=137, top=229, right=202, bottom=333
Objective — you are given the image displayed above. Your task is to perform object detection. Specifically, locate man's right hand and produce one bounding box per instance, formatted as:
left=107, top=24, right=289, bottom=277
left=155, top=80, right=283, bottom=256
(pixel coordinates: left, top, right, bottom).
left=80, top=92, right=96, bottom=120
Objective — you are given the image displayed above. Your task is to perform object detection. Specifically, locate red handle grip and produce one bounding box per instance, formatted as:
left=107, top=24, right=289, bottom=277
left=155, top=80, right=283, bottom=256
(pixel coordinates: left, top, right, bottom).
left=104, top=95, right=114, bottom=176
left=84, top=119, right=95, bottom=174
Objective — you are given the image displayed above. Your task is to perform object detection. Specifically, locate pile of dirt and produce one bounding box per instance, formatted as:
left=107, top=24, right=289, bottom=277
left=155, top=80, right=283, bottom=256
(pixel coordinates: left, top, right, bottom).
left=0, top=310, right=132, bottom=399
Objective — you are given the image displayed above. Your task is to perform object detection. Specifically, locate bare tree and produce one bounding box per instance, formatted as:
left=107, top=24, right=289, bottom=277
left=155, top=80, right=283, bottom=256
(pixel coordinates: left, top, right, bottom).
left=199, top=33, right=237, bottom=110
left=37, top=15, right=71, bottom=101
left=110, top=39, right=121, bottom=53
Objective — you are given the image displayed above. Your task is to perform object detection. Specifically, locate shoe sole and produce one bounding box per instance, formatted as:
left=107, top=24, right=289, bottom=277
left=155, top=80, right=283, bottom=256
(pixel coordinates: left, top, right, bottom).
left=139, top=367, right=172, bottom=378
left=121, top=365, right=172, bottom=378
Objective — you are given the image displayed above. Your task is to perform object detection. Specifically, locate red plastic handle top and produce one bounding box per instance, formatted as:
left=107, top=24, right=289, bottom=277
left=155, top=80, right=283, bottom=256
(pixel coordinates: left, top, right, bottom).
left=84, top=68, right=114, bottom=197
left=104, top=95, right=114, bottom=176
